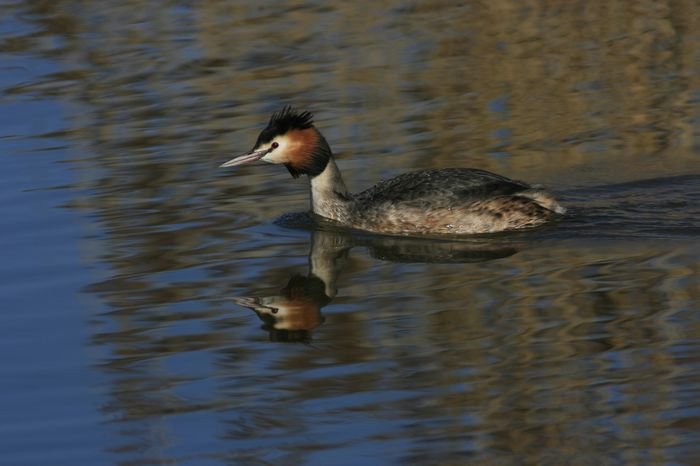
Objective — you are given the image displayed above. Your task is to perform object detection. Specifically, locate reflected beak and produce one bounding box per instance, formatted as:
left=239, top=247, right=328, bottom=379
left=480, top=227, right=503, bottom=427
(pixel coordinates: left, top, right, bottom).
left=219, top=148, right=269, bottom=168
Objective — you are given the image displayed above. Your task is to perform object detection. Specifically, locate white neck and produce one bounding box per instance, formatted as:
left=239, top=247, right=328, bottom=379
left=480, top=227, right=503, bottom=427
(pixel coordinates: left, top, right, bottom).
left=309, top=157, right=351, bottom=223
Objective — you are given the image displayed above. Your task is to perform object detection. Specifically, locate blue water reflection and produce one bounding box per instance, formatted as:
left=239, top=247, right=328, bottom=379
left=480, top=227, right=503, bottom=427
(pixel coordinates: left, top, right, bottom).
left=2, top=1, right=700, bottom=465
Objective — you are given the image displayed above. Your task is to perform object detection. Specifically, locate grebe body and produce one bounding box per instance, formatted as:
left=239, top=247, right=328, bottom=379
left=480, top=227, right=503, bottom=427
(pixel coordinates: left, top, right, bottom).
left=221, top=107, right=565, bottom=235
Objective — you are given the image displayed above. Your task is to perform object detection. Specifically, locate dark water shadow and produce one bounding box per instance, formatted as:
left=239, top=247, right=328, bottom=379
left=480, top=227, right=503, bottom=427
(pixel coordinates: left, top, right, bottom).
left=537, top=173, right=700, bottom=240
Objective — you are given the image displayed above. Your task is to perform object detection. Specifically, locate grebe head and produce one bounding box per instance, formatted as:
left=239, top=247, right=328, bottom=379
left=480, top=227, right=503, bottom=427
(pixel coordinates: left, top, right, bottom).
left=220, top=106, right=332, bottom=178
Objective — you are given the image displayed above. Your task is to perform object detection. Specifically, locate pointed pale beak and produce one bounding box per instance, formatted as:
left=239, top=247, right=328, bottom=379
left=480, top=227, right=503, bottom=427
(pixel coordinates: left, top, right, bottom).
left=219, top=148, right=269, bottom=168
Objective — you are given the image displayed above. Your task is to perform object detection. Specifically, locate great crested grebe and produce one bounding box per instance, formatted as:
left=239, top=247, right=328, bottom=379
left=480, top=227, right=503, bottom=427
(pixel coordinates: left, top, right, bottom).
left=220, top=107, right=565, bottom=235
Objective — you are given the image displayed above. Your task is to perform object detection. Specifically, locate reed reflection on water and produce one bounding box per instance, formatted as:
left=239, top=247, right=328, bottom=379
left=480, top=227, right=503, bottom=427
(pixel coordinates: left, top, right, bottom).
left=2, top=0, right=700, bottom=464
left=87, top=223, right=700, bottom=464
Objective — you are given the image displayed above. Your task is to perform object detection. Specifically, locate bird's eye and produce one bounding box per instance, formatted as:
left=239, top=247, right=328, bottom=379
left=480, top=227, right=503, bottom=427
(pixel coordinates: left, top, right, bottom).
left=271, top=142, right=279, bottom=149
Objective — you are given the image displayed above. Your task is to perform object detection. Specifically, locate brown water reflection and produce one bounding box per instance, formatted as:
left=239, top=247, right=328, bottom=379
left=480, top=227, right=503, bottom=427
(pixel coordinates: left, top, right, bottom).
left=86, top=229, right=700, bottom=465
left=3, top=0, right=700, bottom=465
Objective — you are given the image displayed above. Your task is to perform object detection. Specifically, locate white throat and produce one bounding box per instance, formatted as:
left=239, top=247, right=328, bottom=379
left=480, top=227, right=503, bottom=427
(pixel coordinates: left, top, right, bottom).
left=308, top=157, right=351, bottom=223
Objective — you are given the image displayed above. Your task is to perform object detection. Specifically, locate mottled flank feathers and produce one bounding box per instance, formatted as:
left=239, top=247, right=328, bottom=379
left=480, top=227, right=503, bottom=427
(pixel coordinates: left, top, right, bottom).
left=344, top=168, right=565, bottom=235
left=354, top=168, right=531, bottom=208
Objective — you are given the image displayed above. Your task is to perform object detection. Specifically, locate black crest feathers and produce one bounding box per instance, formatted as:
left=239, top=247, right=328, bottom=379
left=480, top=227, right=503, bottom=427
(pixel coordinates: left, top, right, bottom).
left=255, top=106, right=314, bottom=146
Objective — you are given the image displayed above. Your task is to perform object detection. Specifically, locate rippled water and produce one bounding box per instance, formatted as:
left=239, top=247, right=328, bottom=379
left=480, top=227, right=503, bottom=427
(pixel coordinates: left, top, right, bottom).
left=2, top=1, right=700, bottom=465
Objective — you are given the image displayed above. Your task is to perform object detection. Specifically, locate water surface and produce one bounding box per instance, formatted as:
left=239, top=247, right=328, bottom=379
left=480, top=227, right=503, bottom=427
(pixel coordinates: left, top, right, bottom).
left=2, top=1, right=700, bottom=465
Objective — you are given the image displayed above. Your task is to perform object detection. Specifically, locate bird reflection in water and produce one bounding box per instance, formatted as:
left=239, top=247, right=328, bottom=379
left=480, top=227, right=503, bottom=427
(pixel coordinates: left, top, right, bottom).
left=232, top=226, right=519, bottom=342
left=232, top=276, right=331, bottom=343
